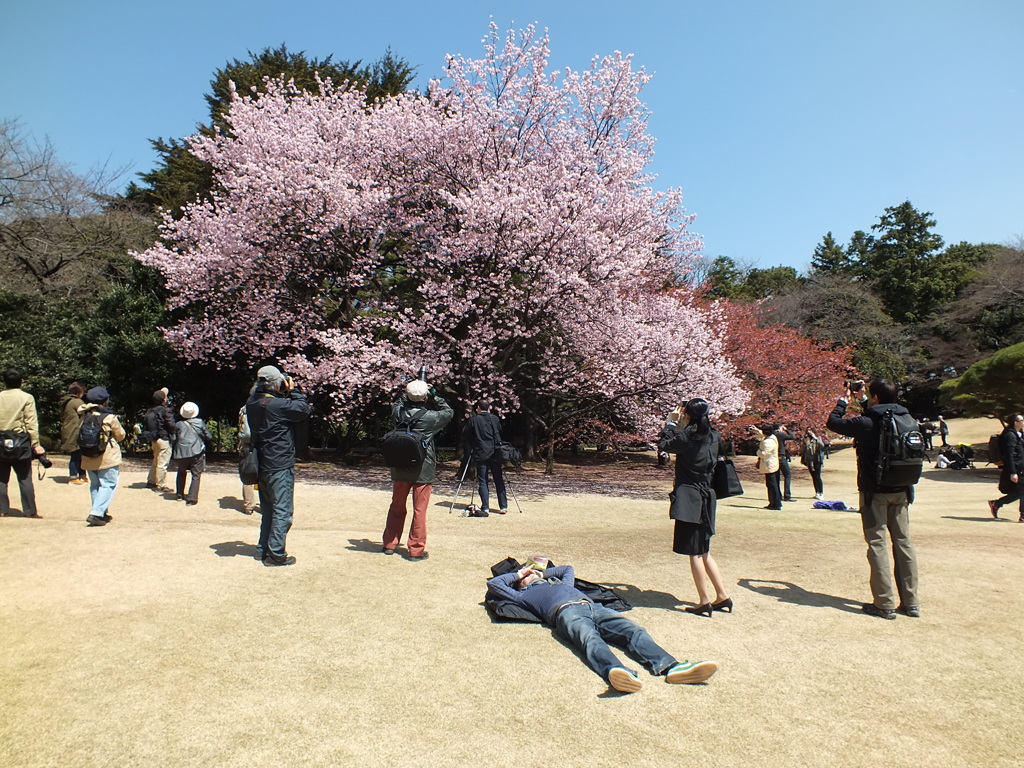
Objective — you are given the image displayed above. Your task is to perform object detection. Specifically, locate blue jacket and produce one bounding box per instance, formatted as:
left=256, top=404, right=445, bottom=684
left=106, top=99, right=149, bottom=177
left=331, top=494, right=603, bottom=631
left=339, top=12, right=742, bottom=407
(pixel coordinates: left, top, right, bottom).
left=486, top=565, right=589, bottom=625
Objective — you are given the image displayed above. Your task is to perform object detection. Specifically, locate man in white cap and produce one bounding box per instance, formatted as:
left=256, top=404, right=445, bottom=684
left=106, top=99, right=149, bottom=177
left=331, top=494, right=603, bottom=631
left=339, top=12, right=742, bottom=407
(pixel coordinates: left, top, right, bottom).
left=246, top=365, right=310, bottom=566
left=382, top=378, right=453, bottom=560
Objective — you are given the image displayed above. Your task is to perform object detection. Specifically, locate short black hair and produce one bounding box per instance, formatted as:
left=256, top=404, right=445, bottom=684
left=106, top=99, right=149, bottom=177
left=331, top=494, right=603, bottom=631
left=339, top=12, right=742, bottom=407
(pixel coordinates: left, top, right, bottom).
left=476, top=400, right=490, bottom=412
left=3, top=369, right=23, bottom=388
left=868, top=379, right=898, bottom=404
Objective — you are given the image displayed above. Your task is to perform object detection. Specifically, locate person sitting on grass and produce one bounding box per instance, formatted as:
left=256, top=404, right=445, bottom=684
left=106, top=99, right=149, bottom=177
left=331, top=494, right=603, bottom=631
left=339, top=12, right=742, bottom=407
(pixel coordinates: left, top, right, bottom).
left=486, top=560, right=718, bottom=693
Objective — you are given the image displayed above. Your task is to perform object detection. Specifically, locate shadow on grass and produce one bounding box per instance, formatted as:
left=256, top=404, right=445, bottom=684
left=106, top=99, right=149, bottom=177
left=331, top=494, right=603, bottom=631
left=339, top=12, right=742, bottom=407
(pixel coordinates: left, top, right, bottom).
left=738, top=578, right=861, bottom=614
left=345, top=537, right=386, bottom=554
left=602, top=582, right=687, bottom=613
left=942, top=515, right=1012, bottom=522
left=210, top=540, right=260, bottom=558
left=923, top=468, right=999, bottom=484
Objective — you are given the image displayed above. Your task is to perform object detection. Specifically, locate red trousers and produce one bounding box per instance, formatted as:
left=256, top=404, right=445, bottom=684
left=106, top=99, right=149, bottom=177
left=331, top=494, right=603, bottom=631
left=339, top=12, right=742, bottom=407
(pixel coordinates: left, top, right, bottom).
left=383, top=482, right=432, bottom=556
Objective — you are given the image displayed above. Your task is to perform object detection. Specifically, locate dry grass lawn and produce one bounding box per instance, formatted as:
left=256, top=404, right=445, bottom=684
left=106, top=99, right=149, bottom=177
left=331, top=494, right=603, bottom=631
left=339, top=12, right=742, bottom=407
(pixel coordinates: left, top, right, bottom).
left=2, top=417, right=1022, bottom=767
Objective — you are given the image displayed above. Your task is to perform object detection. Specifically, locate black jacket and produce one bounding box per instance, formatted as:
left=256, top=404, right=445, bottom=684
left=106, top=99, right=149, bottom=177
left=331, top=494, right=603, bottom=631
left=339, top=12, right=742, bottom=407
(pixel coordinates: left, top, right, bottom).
left=463, top=411, right=503, bottom=462
left=658, top=423, right=719, bottom=530
left=145, top=404, right=176, bottom=441
left=246, top=388, right=310, bottom=472
left=998, top=426, right=1024, bottom=493
left=827, top=398, right=915, bottom=499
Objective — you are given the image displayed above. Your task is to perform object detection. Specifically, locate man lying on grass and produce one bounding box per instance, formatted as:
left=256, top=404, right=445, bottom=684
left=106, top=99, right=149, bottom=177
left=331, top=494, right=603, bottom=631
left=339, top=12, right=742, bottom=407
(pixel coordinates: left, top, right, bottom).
left=486, top=560, right=718, bottom=693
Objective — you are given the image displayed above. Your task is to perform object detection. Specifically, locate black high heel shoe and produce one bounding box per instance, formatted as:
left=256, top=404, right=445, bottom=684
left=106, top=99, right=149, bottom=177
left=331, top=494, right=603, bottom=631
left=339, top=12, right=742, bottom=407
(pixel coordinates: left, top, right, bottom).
left=711, top=597, right=734, bottom=613
left=685, top=603, right=713, bottom=617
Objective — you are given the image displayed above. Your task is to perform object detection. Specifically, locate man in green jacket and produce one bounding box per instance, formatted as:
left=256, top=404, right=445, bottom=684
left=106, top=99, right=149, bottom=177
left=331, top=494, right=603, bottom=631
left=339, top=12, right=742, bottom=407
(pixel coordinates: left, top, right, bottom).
left=382, top=379, right=453, bottom=561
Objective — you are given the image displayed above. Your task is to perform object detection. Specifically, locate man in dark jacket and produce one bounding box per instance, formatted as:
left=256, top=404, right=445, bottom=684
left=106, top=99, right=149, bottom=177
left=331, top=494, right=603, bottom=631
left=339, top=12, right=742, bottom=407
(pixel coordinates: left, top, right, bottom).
left=487, top=561, right=718, bottom=693
left=827, top=379, right=920, bottom=620
left=382, top=379, right=453, bottom=560
left=145, top=388, right=176, bottom=492
left=774, top=424, right=797, bottom=501
left=989, top=414, right=1024, bottom=522
left=462, top=399, right=507, bottom=516
left=246, top=366, right=310, bottom=567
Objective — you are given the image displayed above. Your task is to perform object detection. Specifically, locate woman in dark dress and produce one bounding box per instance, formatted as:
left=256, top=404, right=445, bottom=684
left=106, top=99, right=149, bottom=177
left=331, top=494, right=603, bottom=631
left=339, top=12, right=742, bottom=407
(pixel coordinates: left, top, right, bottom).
left=658, top=398, right=732, bottom=617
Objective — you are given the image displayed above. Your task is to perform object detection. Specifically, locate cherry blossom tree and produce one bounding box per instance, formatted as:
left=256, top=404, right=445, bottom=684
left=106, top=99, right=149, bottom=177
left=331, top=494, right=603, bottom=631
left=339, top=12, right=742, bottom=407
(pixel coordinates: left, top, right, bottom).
left=137, top=25, right=748, bottom=455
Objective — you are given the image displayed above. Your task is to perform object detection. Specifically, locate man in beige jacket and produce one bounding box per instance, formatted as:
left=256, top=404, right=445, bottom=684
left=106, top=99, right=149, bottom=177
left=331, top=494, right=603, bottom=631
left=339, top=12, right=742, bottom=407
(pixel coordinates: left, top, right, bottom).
left=0, top=368, right=46, bottom=517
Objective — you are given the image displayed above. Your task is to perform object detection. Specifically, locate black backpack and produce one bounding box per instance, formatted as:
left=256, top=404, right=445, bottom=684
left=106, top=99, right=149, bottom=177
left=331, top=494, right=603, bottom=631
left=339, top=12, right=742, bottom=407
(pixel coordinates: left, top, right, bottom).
left=876, top=409, right=926, bottom=487
left=381, top=408, right=428, bottom=469
left=987, top=433, right=1004, bottom=467
left=78, top=412, right=109, bottom=458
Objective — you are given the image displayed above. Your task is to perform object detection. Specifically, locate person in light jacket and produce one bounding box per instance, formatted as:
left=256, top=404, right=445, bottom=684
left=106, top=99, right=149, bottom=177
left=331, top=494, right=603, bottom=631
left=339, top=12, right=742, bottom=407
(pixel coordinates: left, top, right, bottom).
left=171, top=401, right=212, bottom=506
left=58, top=381, right=87, bottom=484
left=750, top=423, right=782, bottom=510
left=78, top=386, right=127, bottom=527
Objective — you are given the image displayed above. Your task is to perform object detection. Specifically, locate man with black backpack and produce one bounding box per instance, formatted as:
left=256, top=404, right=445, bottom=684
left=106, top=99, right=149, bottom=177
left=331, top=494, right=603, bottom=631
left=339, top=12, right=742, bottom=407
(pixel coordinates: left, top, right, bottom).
left=827, top=379, right=922, bottom=620
left=381, top=379, right=453, bottom=560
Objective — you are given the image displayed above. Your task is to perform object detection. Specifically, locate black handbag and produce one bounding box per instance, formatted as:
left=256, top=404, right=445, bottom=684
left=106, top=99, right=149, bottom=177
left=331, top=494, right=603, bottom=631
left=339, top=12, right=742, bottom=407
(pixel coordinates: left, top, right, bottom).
left=712, top=457, right=743, bottom=498
left=238, top=445, right=259, bottom=485
left=0, top=430, right=32, bottom=461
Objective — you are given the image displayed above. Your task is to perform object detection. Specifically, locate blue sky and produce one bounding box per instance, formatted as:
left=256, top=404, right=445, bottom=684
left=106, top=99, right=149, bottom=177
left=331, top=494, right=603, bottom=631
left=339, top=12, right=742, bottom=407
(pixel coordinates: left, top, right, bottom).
left=2, top=0, right=1021, bottom=271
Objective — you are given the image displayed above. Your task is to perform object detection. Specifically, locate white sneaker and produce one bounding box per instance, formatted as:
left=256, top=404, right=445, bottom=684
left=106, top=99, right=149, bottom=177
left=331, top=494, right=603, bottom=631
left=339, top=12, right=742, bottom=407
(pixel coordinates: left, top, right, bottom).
left=814, top=493, right=823, bottom=500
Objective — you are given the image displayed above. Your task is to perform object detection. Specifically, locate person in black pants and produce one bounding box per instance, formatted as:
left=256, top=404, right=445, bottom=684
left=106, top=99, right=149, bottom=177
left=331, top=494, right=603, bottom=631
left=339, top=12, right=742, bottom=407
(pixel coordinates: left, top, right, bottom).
left=462, top=400, right=508, bottom=516
left=989, top=414, right=1024, bottom=522
left=774, top=424, right=797, bottom=501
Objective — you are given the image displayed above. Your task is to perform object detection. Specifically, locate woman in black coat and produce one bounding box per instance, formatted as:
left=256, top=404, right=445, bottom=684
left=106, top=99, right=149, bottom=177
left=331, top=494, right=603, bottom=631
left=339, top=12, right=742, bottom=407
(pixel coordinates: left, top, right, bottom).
left=658, top=398, right=732, bottom=617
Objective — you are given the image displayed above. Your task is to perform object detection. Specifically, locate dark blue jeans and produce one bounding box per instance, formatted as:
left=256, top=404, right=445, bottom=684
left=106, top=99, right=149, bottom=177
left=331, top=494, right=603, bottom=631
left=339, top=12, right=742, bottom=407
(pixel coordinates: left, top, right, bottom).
left=68, top=450, right=84, bottom=479
left=257, top=468, right=294, bottom=559
left=477, top=457, right=507, bottom=511
left=554, top=602, right=676, bottom=682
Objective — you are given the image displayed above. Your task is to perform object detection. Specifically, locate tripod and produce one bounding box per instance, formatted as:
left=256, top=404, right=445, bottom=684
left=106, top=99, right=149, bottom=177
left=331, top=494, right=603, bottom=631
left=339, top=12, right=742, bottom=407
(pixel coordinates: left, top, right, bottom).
left=449, top=455, right=523, bottom=514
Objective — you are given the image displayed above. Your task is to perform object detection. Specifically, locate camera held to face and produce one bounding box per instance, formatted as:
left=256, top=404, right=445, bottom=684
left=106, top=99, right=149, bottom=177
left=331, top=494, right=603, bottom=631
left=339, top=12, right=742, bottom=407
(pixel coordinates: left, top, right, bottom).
left=844, top=379, right=865, bottom=393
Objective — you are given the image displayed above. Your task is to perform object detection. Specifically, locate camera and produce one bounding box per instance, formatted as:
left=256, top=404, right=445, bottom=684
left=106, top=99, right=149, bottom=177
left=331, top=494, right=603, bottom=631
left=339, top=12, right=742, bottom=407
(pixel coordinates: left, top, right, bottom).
left=844, top=379, right=865, bottom=393
left=35, top=451, right=53, bottom=469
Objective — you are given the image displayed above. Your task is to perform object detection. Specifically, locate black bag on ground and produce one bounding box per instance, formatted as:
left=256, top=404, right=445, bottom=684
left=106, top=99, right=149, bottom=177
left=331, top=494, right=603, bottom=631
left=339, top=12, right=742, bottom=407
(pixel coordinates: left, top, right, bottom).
left=0, top=430, right=32, bottom=461
left=876, top=409, right=926, bottom=487
left=380, top=408, right=428, bottom=469
left=711, top=457, right=743, bottom=498
left=238, top=445, right=259, bottom=485
left=77, top=412, right=109, bottom=458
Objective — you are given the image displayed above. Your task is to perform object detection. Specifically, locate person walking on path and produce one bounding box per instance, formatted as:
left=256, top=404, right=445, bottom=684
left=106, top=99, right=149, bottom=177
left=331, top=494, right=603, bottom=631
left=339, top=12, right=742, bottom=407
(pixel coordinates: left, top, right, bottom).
left=78, top=386, right=126, bottom=527
left=382, top=379, right=453, bottom=560
left=0, top=368, right=46, bottom=517
left=144, top=388, right=176, bottom=492
left=801, top=428, right=827, bottom=500
left=989, top=414, right=1024, bottom=522
left=237, top=401, right=258, bottom=514
left=658, top=398, right=732, bottom=618
left=171, top=401, right=212, bottom=506
left=58, top=381, right=87, bottom=484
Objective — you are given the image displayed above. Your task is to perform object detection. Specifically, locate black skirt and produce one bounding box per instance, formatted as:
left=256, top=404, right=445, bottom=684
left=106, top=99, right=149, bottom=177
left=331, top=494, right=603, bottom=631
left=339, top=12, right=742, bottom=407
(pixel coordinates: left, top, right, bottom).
left=673, top=519, right=711, bottom=556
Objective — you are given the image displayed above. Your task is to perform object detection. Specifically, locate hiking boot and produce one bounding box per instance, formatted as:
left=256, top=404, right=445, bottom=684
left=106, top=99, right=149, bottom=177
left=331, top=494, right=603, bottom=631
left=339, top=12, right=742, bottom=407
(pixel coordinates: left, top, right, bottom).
left=86, top=514, right=107, bottom=527
left=608, top=667, right=643, bottom=693
left=665, top=660, right=718, bottom=685
left=861, top=603, right=897, bottom=620
left=263, top=554, right=296, bottom=567
left=898, top=605, right=921, bottom=618
left=69, top=478, right=88, bottom=485
left=471, top=509, right=490, bottom=517
left=988, top=500, right=999, bottom=518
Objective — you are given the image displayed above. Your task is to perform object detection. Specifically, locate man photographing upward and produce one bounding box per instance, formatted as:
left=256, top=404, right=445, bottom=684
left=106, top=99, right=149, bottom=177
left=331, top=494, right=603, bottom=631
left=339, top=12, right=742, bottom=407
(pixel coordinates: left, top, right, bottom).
left=827, top=379, right=921, bottom=620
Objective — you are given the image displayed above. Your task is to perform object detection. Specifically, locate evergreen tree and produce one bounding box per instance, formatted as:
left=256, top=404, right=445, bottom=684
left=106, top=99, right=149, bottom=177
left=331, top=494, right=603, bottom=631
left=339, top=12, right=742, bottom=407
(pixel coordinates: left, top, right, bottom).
left=810, top=231, right=853, bottom=274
